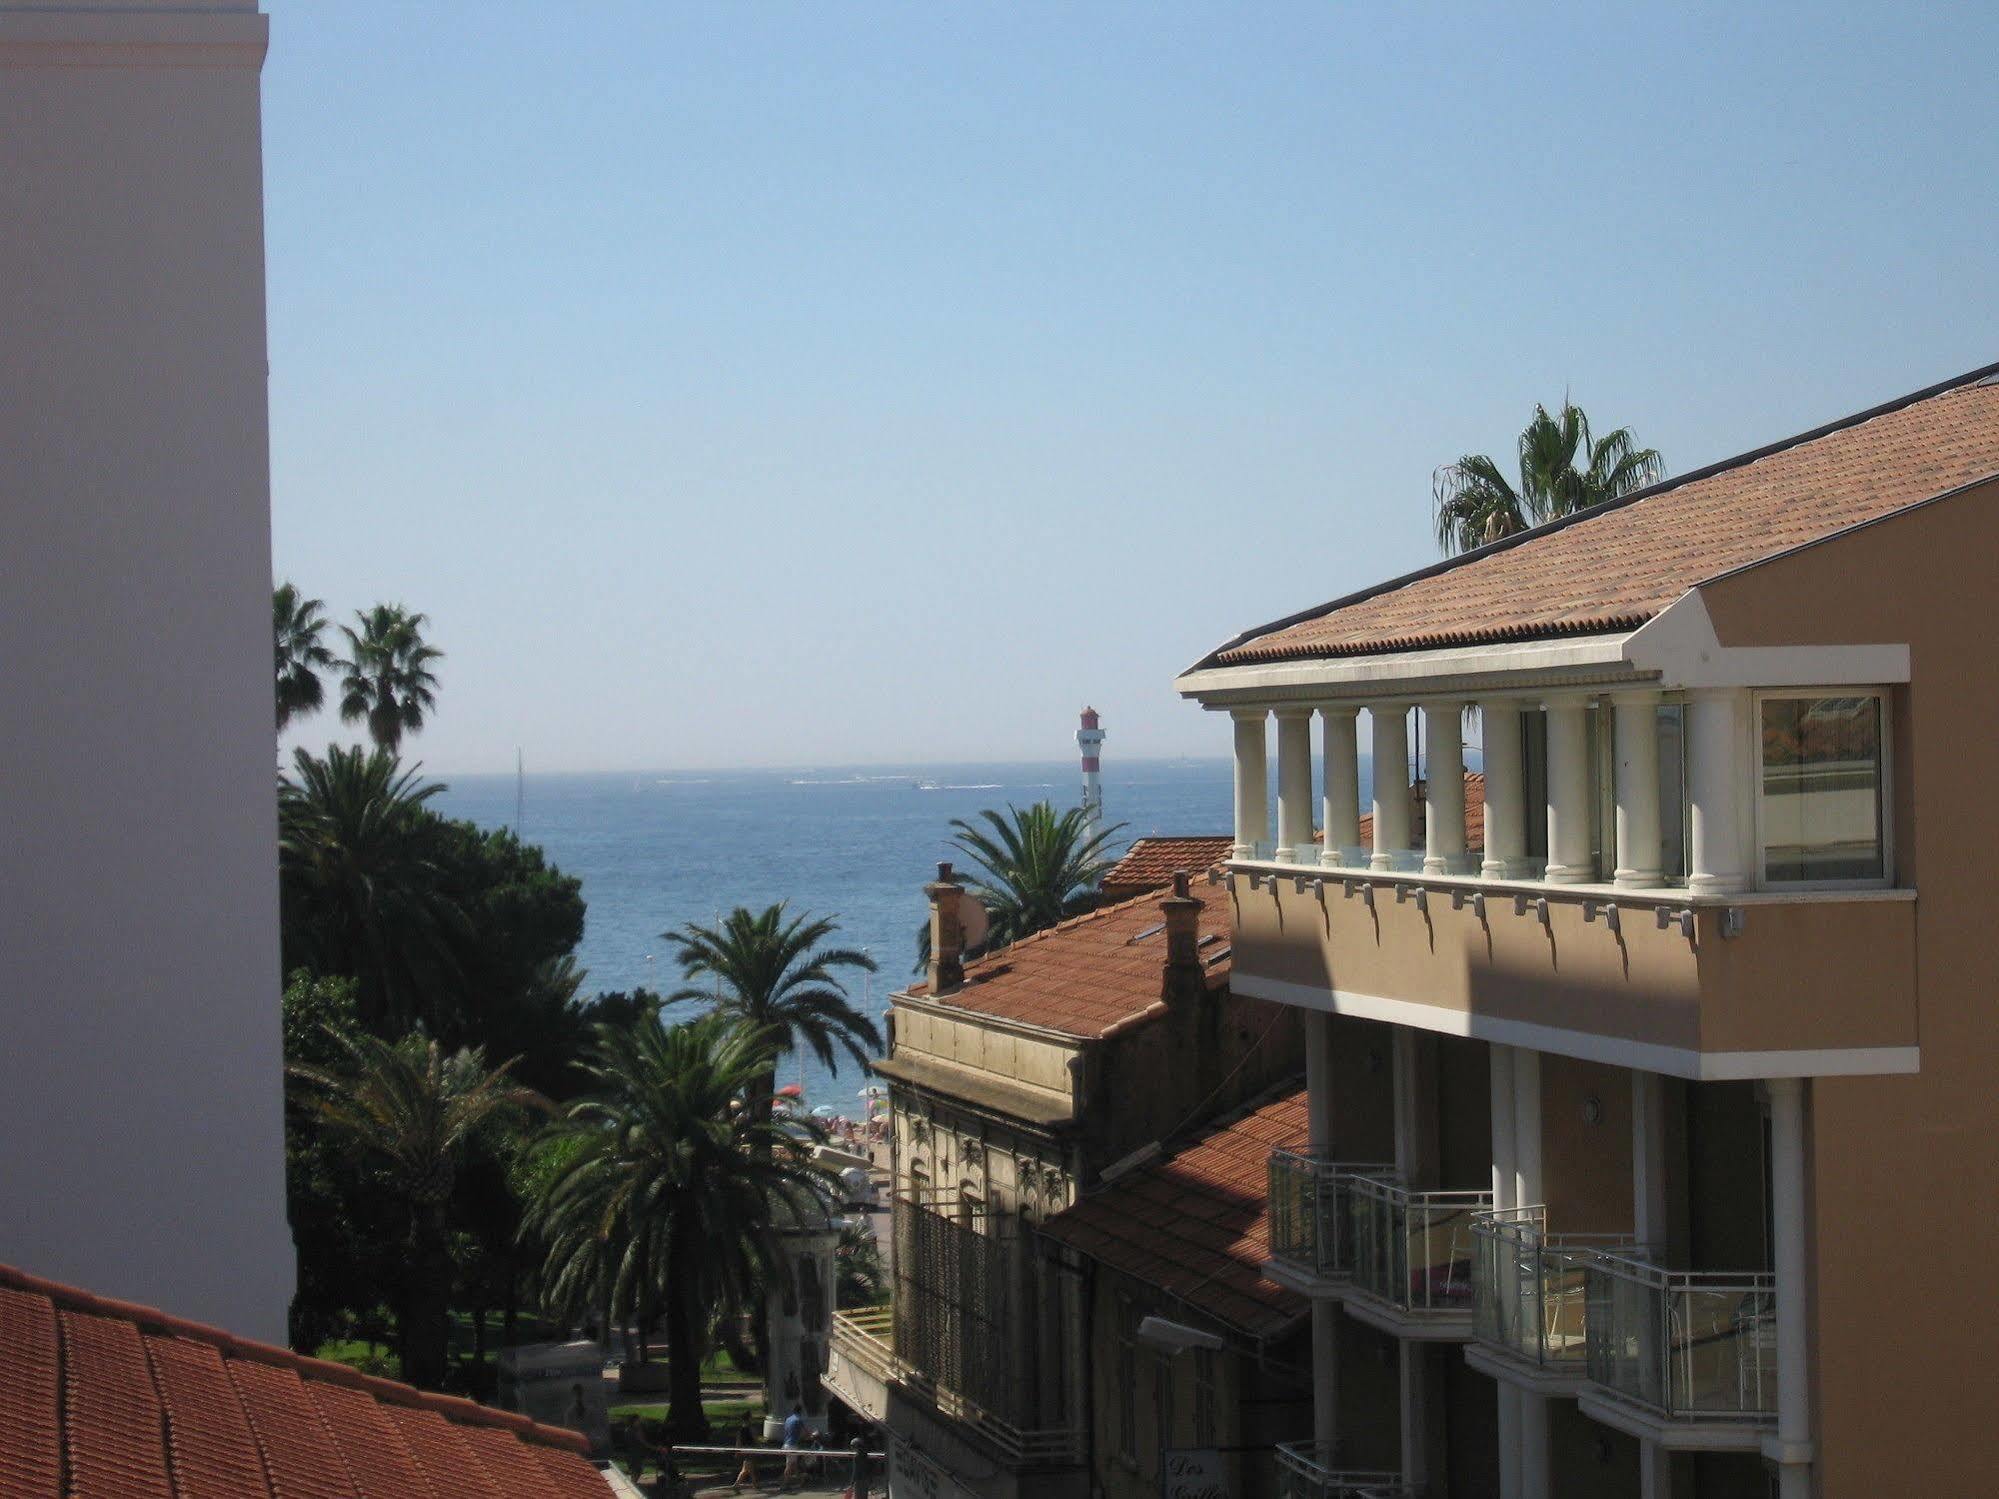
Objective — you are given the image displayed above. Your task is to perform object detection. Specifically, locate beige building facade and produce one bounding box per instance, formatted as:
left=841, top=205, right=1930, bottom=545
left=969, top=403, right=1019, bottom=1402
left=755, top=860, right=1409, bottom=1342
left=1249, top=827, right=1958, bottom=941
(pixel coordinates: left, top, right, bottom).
left=1179, top=367, right=1999, bottom=1498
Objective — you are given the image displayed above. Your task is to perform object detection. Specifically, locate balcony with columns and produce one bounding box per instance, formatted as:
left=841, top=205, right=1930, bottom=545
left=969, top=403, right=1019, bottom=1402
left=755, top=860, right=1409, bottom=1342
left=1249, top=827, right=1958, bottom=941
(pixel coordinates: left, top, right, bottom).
left=1217, top=690, right=1918, bottom=1073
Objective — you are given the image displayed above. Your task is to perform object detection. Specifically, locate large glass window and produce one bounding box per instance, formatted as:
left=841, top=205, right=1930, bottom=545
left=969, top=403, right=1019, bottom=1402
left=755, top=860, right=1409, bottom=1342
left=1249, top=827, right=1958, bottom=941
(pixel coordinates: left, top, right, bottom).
left=1758, top=695, right=1886, bottom=884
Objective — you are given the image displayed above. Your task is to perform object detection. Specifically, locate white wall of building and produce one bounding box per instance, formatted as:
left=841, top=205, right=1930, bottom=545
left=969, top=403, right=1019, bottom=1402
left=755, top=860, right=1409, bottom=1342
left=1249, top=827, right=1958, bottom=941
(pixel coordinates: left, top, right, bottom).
left=0, top=0, right=293, bottom=1341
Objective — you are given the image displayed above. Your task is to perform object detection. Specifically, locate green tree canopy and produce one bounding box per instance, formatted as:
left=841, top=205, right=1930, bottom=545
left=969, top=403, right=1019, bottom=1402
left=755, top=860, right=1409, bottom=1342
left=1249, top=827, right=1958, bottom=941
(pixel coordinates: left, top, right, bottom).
left=527, top=1012, right=834, bottom=1438
left=274, top=582, right=335, bottom=731
left=932, top=801, right=1125, bottom=962
left=291, top=1029, right=549, bottom=1388
left=338, top=603, right=443, bottom=753
left=1433, top=400, right=1664, bottom=554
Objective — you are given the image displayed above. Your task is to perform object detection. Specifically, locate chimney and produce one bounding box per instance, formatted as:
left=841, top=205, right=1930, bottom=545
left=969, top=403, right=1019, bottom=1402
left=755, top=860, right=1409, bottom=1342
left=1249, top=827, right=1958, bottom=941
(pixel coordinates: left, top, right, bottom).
left=1160, top=870, right=1205, bottom=1007
left=926, top=861, right=965, bottom=995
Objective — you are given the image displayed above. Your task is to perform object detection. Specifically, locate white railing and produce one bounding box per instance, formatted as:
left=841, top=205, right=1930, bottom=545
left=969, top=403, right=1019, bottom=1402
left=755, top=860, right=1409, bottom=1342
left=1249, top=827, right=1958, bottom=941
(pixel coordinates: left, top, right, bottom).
left=1275, top=1442, right=1414, bottom=1499
left=1267, top=1150, right=1396, bottom=1284
left=829, top=1305, right=894, bottom=1385
left=1348, top=1176, right=1491, bottom=1322
left=1472, top=1207, right=1635, bottom=1372
left=1584, top=1251, right=1778, bottom=1422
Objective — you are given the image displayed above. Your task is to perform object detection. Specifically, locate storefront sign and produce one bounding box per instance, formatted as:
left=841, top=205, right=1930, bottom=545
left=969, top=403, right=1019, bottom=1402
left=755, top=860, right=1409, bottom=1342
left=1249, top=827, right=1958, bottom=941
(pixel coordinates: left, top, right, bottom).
left=1161, top=1447, right=1231, bottom=1499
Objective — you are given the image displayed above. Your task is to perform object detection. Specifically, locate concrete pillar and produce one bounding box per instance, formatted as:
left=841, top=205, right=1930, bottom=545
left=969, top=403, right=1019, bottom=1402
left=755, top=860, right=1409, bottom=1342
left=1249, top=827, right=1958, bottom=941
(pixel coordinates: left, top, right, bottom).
left=1490, top=1044, right=1522, bottom=1499
left=1275, top=708, right=1315, bottom=863
left=1543, top=696, right=1594, bottom=883
left=1320, top=707, right=1361, bottom=868
left=1398, top=1342, right=1429, bottom=1492
left=1392, top=1028, right=1421, bottom=1179
left=1513, top=1048, right=1543, bottom=1208
left=1632, top=1070, right=1669, bottom=1256
left=1687, top=688, right=1748, bottom=895
left=1304, top=1011, right=1337, bottom=1152
left=1519, top=1394, right=1552, bottom=1499
left=1370, top=705, right=1412, bottom=871
left=1232, top=709, right=1270, bottom=861
left=1424, top=703, right=1467, bottom=875
left=1638, top=1442, right=1672, bottom=1499
left=1613, top=691, right=1665, bottom=888
left=1768, top=1077, right=1812, bottom=1499
left=1480, top=700, right=1526, bottom=879
left=1312, top=1300, right=1341, bottom=1451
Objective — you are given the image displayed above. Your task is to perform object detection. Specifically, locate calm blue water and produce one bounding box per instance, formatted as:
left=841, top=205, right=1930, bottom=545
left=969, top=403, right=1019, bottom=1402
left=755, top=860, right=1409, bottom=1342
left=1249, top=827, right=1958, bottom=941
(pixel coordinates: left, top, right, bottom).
left=429, top=760, right=1233, bottom=1110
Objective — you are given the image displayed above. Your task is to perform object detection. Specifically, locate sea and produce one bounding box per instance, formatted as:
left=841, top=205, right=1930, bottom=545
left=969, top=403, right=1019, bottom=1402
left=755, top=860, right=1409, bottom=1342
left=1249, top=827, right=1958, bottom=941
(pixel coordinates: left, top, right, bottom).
left=430, top=759, right=1235, bottom=1114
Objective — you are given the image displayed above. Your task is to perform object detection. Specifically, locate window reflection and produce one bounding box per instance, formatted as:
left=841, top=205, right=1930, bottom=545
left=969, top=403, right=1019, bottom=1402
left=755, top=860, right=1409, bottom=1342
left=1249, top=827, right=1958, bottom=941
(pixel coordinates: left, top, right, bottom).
left=1759, top=696, right=1884, bottom=883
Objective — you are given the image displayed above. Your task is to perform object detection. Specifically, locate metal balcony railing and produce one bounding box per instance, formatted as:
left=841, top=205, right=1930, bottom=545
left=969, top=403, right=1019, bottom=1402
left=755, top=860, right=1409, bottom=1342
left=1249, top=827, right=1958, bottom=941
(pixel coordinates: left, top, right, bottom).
left=1348, top=1176, right=1492, bottom=1320
left=1267, top=1151, right=1396, bottom=1284
left=1583, top=1252, right=1778, bottom=1422
left=1275, top=1442, right=1414, bottom=1499
left=829, top=1305, right=894, bottom=1385
left=1471, top=1207, right=1636, bottom=1373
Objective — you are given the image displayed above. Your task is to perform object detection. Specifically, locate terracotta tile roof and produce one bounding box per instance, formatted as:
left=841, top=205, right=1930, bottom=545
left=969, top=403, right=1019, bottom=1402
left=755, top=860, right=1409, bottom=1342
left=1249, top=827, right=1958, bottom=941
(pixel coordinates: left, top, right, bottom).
left=0, top=1263, right=606, bottom=1499
left=1208, top=367, right=1999, bottom=666
left=1355, top=771, right=1485, bottom=853
left=1041, top=1087, right=1309, bottom=1339
left=1100, top=836, right=1235, bottom=899
left=907, top=881, right=1231, bottom=1040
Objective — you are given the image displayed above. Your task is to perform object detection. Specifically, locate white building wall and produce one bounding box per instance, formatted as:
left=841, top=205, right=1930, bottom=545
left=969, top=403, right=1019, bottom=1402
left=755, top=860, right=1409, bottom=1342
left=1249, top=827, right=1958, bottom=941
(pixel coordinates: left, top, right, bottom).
left=0, top=0, right=293, bottom=1341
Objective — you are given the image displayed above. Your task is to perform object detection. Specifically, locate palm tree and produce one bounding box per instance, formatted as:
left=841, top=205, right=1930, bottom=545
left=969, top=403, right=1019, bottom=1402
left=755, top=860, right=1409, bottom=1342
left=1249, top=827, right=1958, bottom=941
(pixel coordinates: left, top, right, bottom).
left=278, top=744, right=464, bottom=1033
left=1433, top=400, right=1663, bottom=554
left=290, top=1031, right=548, bottom=1388
left=662, top=906, right=880, bottom=1128
left=337, top=604, right=443, bottom=753
left=940, top=801, right=1125, bottom=956
left=274, top=583, right=336, bottom=731
left=528, top=1012, right=834, bottom=1439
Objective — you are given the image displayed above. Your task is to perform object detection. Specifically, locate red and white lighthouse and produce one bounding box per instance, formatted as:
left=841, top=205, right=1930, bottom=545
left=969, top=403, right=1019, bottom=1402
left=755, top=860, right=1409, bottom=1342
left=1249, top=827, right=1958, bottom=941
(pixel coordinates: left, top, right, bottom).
left=1077, top=707, right=1105, bottom=833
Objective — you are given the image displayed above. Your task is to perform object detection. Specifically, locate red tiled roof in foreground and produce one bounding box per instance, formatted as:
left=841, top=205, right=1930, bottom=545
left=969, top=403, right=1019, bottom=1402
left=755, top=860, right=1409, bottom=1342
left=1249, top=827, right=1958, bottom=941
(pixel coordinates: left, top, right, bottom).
left=1209, top=368, right=1999, bottom=665
left=1099, top=836, right=1235, bottom=899
left=0, top=1263, right=608, bottom=1499
left=908, top=880, right=1232, bottom=1040
left=1042, top=1087, right=1309, bottom=1340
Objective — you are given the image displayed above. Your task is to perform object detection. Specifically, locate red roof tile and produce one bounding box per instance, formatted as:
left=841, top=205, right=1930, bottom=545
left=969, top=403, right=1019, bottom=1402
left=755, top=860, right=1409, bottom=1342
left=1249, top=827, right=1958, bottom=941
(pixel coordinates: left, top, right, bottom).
left=1209, top=369, right=1999, bottom=666
left=0, top=1262, right=605, bottom=1499
left=906, top=881, right=1232, bottom=1040
left=1100, top=836, right=1235, bottom=899
left=1041, top=1087, right=1309, bottom=1339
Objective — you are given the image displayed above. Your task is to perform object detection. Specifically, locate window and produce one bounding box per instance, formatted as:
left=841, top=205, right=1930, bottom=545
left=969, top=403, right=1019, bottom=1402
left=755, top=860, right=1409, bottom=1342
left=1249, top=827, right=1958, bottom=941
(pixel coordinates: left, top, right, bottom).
left=1115, top=1297, right=1138, bottom=1459
left=1757, top=694, right=1887, bottom=885
left=1192, top=1347, right=1217, bottom=1447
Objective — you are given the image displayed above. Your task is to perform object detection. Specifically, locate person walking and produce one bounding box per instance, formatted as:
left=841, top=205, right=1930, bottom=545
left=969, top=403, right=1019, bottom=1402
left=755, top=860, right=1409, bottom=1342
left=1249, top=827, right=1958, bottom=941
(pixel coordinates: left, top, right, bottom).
left=730, top=1418, right=761, bottom=1493
left=780, top=1405, right=805, bottom=1491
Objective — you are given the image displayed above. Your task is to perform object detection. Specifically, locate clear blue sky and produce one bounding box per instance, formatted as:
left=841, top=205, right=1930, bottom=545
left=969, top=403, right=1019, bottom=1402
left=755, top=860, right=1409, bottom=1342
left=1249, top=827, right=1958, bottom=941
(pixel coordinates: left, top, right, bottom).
left=265, top=1, right=1999, bottom=774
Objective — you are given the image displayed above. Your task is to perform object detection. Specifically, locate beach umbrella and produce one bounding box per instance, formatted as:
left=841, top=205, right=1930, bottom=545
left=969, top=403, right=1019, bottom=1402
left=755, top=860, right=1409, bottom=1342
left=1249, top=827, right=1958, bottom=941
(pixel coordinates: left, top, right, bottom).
left=859, top=1085, right=885, bottom=1100
left=811, top=1105, right=837, bottom=1119
left=776, top=1083, right=805, bottom=1099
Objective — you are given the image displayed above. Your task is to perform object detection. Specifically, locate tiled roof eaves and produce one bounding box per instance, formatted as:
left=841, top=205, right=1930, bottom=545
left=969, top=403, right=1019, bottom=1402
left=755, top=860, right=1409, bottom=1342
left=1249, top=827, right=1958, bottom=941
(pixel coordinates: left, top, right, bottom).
left=0, top=1264, right=593, bottom=1460
left=1193, top=358, right=1999, bottom=671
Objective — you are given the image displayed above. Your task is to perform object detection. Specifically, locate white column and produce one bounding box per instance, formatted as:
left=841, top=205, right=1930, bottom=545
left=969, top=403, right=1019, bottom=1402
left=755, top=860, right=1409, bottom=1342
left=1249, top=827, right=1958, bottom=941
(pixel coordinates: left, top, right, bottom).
left=1768, top=1077, right=1812, bottom=1499
left=1304, top=1011, right=1337, bottom=1153
left=1638, top=1442, right=1672, bottom=1499
left=1399, top=1343, right=1429, bottom=1493
left=1480, top=700, right=1526, bottom=879
left=1490, top=1045, right=1522, bottom=1499
left=1632, top=1070, right=1669, bottom=1256
left=1320, top=707, right=1361, bottom=868
left=1613, top=690, right=1665, bottom=889
left=1424, top=703, right=1467, bottom=875
left=1312, top=1301, right=1341, bottom=1451
left=1370, top=705, right=1411, bottom=872
left=1543, top=696, right=1593, bottom=884
left=1231, top=710, right=1270, bottom=861
left=1513, top=1048, right=1543, bottom=1208
left=1392, top=1028, right=1420, bottom=1179
left=1519, top=1395, right=1551, bottom=1499
left=1687, top=688, right=1748, bottom=895
left=1274, top=708, right=1315, bottom=864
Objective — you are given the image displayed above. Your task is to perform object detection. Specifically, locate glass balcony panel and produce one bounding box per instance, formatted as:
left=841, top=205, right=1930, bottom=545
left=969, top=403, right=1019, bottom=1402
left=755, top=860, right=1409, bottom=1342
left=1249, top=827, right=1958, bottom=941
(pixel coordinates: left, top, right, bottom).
left=1349, top=1177, right=1491, bottom=1316
left=1585, top=1254, right=1777, bottom=1421
left=1474, top=1209, right=1635, bottom=1369
left=1268, top=1151, right=1395, bottom=1282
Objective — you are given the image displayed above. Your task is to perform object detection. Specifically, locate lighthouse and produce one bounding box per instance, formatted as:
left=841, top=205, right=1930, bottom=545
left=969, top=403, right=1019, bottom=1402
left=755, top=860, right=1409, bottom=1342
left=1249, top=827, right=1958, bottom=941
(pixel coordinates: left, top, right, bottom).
left=1077, top=707, right=1105, bottom=833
